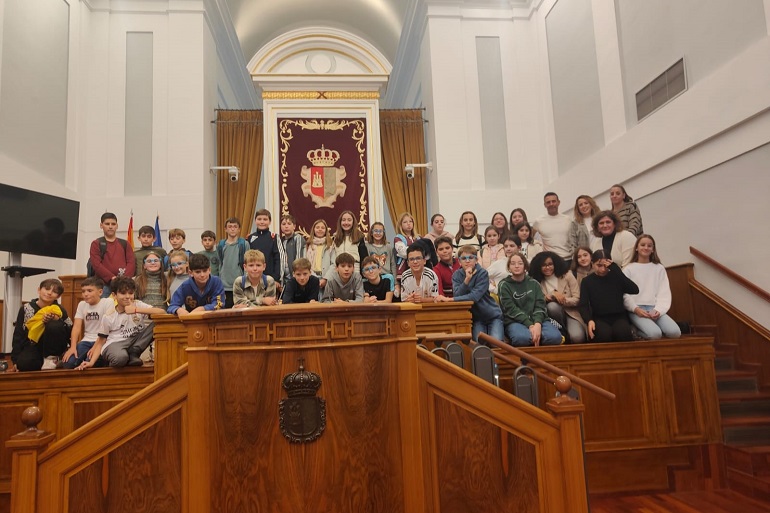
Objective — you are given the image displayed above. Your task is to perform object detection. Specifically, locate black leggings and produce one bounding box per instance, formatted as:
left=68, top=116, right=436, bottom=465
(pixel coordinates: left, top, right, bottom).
left=592, top=313, right=633, bottom=342
left=14, top=320, right=70, bottom=371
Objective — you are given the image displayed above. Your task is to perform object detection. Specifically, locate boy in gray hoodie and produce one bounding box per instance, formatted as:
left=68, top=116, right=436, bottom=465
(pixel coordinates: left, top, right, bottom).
left=321, top=253, right=364, bottom=303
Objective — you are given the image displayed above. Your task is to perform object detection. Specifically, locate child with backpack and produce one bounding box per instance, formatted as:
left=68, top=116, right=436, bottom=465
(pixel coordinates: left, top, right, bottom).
left=88, top=212, right=135, bottom=296
left=217, top=217, right=250, bottom=308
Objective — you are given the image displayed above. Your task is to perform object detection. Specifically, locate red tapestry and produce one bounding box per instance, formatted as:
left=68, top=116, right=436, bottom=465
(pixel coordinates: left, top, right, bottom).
left=278, top=118, right=369, bottom=238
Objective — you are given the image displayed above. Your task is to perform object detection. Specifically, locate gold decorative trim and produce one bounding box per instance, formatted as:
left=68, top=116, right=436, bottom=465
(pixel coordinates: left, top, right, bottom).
left=263, top=91, right=380, bottom=100
left=278, top=118, right=369, bottom=233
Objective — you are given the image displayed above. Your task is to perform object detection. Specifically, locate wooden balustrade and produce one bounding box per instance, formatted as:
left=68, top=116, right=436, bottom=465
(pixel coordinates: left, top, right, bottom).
left=417, top=349, right=588, bottom=512
left=6, top=304, right=589, bottom=513
left=0, top=367, right=154, bottom=512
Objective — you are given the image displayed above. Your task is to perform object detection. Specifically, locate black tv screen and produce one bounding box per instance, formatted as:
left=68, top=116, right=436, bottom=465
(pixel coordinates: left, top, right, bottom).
left=0, top=183, right=79, bottom=259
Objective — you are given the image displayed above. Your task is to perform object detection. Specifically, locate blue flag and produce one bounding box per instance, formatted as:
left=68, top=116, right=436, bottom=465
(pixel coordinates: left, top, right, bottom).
left=154, top=215, right=162, bottom=247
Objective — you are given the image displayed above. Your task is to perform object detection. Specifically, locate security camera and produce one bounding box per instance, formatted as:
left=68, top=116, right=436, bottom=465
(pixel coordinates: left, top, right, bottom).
left=404, top=162, right=433, bottom=180
left=209, top=166, right=240, bottom=183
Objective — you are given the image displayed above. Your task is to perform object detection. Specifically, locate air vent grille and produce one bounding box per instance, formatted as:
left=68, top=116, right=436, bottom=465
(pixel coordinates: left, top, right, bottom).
left=636, top=58, right=686, bottom=121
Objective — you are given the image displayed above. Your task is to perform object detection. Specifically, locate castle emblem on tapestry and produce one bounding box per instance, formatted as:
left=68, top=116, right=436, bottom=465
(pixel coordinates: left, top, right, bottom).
left=300, top=145, right=347, bottom=208
left=278, top=118, right=369, bottom=237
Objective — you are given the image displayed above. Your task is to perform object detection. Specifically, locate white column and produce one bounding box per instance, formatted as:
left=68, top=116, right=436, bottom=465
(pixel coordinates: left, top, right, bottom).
left=591, top=0, right=627, bottom=144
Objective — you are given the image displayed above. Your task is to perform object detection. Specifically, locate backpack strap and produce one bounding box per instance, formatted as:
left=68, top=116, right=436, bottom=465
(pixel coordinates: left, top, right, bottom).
left=98, top=237, right=108, bottom=258
left=238, top=239, right=248, bottom=267
left=217, top=240, right=225, bottom=262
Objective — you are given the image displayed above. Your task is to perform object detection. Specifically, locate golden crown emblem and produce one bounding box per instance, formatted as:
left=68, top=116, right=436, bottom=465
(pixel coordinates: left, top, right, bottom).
left=307, top=145, right=340, bottom=167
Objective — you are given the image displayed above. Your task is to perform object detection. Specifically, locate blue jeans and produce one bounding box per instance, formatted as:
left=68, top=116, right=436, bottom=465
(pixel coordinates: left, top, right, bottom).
left=62, top=340, right=106, bottom=369
left=472, top=317, right=504, bottom=344
left=505, top=321, right=563, bottom=347
left=629, top=305, right=681, bottom=339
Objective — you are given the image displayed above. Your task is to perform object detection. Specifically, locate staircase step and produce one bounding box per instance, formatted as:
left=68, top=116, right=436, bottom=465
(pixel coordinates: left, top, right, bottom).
left=726, top=445, right=770, bottom=477
left=720, top=392, right=770, bottom=417
left=717, top=370, right=759, bottom=393
left=723, top=422, right=770, bottom=445
left=692, top=324, right=719, bottom=337
left=723, top=415, right=770, bottom=428
left=715, top=355, right=736, bottom=371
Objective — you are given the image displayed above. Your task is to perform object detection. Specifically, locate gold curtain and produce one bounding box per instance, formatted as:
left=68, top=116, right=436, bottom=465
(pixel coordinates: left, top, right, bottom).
left=215, top=110, right=263, bottom=239
left=379, top=110, right=428, bottom=235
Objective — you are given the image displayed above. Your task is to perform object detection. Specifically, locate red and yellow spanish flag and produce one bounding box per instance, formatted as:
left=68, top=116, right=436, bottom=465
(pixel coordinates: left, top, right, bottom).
left=127, top=211, right=134, bottom=250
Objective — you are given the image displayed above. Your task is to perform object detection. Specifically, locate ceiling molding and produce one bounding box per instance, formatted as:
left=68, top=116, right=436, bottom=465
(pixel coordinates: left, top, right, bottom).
left=204, top=0, right=259, bottom=108
left=249, top=27, right=392, bottom=93
left=383, top=0, right=427, bottom=108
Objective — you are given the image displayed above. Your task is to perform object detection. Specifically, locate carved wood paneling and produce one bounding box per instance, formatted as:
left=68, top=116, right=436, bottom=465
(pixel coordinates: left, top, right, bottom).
left=432, top=396, right=540, bottom=513
left=207, top=342, right=409, bottom=512
left=493, top=337, right=721, bottom=494
left=417, top=350, right=588, bottom=513
left=57, top=275, right=85, bottom=321
left=0, top=368, right=153, bottom=507
left=500, top=338, right=720, bottom=452
left=664, top=362, right=706, bottom=441
left=67, top=410, right=183, bottom=513
left=578, top=364, right=653, bottom=448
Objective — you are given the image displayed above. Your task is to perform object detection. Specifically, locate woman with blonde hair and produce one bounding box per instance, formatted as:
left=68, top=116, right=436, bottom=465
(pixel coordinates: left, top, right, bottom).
left=393, top=212, right=420, bottom=295
left=569, top=195, right=600, bottom=253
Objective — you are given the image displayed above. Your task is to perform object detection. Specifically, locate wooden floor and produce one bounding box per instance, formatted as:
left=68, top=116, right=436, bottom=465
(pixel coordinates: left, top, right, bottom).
left=590, top=490, right=770, bottom=513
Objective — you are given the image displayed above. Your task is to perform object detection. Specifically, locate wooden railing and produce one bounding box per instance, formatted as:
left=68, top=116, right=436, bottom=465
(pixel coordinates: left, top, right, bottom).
left=690, top=246, right=770, bottom=303
left=416, top=348, right=588, bottom=512
left=7, top=364, right=188, bottom=513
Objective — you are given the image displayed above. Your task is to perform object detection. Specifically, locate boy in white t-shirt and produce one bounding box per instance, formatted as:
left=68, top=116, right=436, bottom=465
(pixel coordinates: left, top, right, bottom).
left=77, top=276, right=166, bottom=369
left=62, top=277, right=114, bottom=369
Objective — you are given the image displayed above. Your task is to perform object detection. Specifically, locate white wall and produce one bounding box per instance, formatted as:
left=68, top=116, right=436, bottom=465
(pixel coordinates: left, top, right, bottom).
left=635, top=141, right=770, bottom=330
left=421, top=3, right=552, bottom=235
left=0, top=0, right=249, bottom=302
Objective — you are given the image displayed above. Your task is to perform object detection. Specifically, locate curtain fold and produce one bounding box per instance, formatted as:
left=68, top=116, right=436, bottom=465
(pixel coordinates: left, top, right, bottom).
left=215, top=110, right=264, bottom=239
left=379, top=110, right=428, bottom=236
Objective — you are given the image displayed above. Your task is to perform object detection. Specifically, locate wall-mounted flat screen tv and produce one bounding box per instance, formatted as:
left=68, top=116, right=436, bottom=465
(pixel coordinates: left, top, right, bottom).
left=0, top=183, right=79, bottom=259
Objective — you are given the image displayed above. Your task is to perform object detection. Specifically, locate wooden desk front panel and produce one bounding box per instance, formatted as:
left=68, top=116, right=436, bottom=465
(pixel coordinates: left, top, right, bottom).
left=183, top=304, right=424, bottom=513
left=504, top=338, right=721, bottom=451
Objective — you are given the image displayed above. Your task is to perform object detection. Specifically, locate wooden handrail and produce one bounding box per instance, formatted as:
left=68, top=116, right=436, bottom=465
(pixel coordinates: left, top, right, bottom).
left=478, top=333, right=616, bottom=400
left=690, top=246, right=770, bottom=304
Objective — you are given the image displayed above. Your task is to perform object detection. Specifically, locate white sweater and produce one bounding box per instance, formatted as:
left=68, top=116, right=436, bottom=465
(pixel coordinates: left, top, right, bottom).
left=622, top=262, right=672, bottom=315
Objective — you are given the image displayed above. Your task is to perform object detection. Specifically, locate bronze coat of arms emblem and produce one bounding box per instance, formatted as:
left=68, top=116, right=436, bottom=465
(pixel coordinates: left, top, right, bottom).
left=279, top=359, right=326, bottom=443
left=300, top=145, right=347, bottom=209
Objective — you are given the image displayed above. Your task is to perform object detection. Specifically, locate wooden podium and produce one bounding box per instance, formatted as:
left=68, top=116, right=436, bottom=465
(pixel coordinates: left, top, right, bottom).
left=183, top=303, right=426, bottom=512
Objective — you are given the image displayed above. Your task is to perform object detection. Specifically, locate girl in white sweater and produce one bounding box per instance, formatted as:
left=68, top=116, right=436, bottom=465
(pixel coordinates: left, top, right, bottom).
left=623, top=234, right=681, bottom=339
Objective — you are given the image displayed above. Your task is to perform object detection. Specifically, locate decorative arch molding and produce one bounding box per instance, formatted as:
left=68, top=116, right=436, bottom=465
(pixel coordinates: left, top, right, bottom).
left=248, top=27, right=392, bottom=92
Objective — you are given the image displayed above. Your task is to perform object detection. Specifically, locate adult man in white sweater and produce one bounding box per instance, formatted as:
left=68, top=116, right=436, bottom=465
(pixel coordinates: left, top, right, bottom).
left=533, top=192, right=573, bottom=262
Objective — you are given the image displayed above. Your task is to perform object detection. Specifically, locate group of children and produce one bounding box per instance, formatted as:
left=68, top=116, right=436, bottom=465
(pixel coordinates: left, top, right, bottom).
left=8, top=188, right=675, bottom=371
